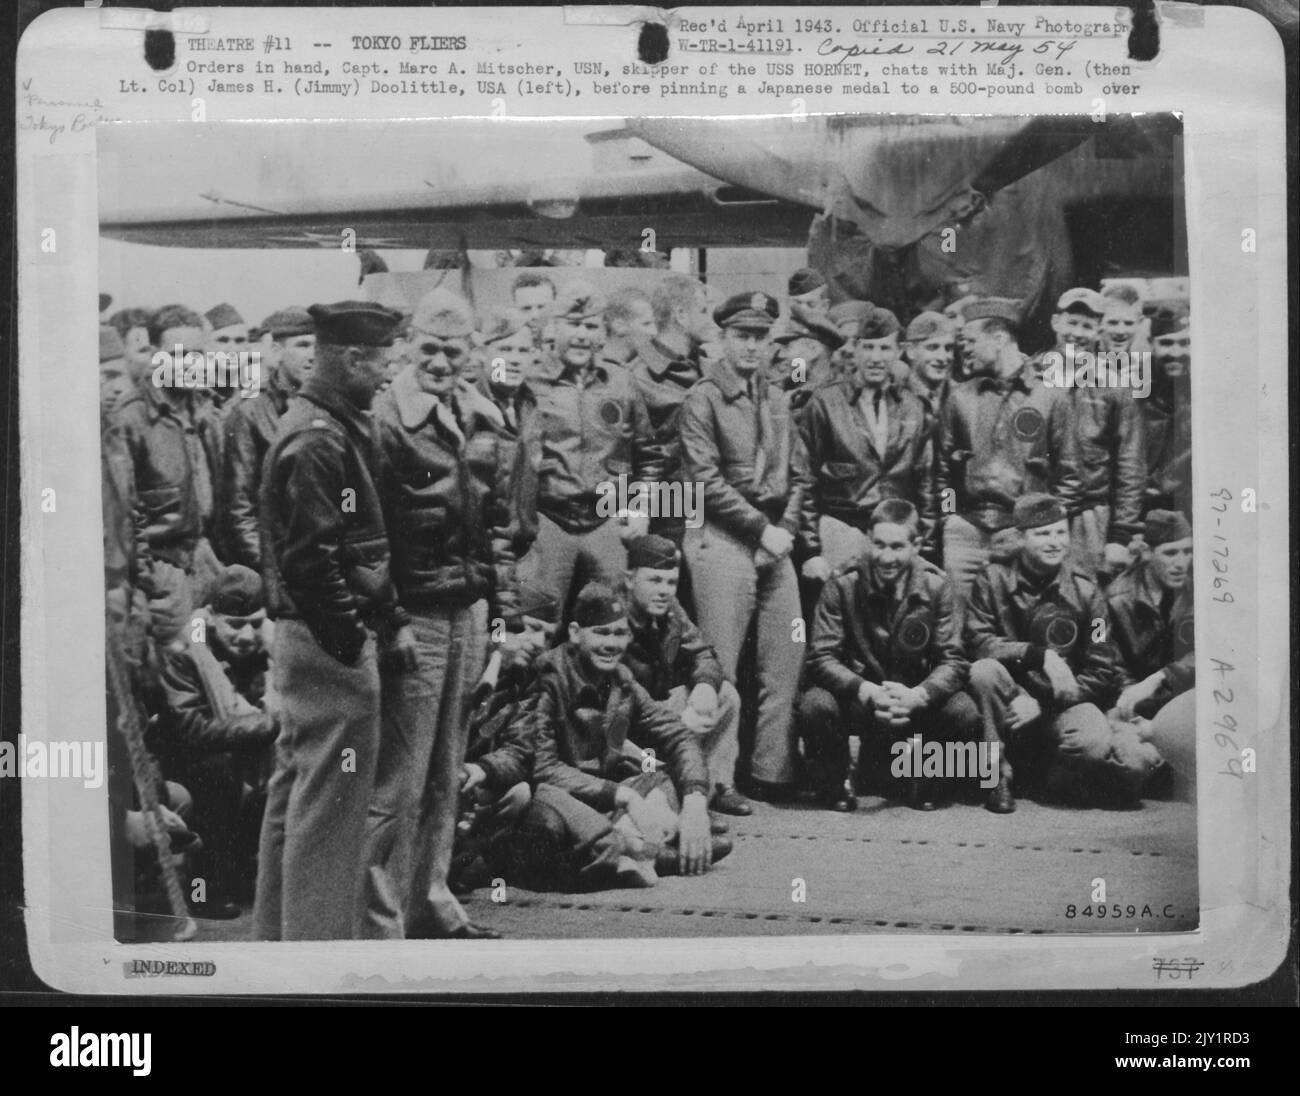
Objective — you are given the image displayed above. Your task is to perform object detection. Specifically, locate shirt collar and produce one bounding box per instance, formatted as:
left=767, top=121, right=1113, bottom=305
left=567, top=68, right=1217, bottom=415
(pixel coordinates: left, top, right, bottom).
left=707, top=358, right=755, bottom=402
left=298, top=376, right=373, bottom=438
left=975, top=356, right=1034, bottom=394
left=535, top=352, right=612, bottom=385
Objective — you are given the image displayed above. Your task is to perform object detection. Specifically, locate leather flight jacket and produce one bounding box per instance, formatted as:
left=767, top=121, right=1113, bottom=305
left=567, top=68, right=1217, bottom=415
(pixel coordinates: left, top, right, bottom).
left=260, top=379, right=408, bottom=666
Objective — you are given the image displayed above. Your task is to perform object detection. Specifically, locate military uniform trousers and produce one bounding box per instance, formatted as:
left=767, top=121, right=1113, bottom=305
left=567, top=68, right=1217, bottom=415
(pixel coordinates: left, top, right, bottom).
left=362, top=602, right=488, bottom=939
left=683, top=521, right=803, bottom=786
left=941, top=514, right=1022, bottom=616
left=798, top=686, right=980, bottom=797
left=252, top=619, right=381, bottom=940
left=664, top=681, right=742, bottom=791
left=968, top=658, right=1160, bottom=803
left=521, top=513, right=628, bottom=624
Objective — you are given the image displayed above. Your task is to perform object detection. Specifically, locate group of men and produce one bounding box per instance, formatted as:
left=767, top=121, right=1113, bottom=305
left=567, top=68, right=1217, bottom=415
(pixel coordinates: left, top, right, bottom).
left=100, top=262, right=1195, bottom=941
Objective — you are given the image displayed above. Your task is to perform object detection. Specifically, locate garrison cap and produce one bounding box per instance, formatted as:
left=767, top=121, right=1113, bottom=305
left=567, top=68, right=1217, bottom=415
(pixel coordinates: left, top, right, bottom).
left=787, top=267, right=826, bottom=299
left=858, top=304, right=901, bottom=340
left=1148, top=302, right=1190, bottom=338
left=714, top=291, right=780, bottom=331
left=626, top=534, right=681, bottom=572
left=504, top=582, right=560, bottom=626
left=772, top=303, right=845, bottom=350
left=100, top=325, right=126, bottom=363
left=944, top=294, right=981, bottom=321
left=205, top=303, right=244, bottom=331
left=412, top=288, right=475, bottom=339
left=1144, top=510, right=1191, bottom=547
left=572, top=582, right=627, bottom=628
left=554, top=282, right=607, bottom=321
left=260, top=307, right=315, bottom=340
left=478, top=306, right=532, bottom=345
left=964, top=297, right=1024, bottom=327
left=1056, top=287, right=1105, bottom=317
left=827, top=300, right=873, bottom=336
left=309, top=300, right=403, bottom=347
left=209, top=565, right=265, bottom=616
left=1013, top=492, right=1067, bottom=531
left=905, top=310, right=956, bottom=342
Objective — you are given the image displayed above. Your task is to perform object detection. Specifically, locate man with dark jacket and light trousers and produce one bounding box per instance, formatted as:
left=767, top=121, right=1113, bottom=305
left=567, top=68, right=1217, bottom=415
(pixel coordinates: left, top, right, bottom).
left=255, top=300, right=416, bottom=941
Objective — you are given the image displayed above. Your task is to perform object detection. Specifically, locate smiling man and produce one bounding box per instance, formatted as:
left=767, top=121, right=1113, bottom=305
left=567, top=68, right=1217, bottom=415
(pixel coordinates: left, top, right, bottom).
left=524, top=583, right=728, bottom=882
left=964, top=493, right=1159, bottom=814
left=680, top=291, right=813, bottom=801
left=362, top=288, right=524, bottom=941
left=800, top=500, right=977, bottom=812
left=522, top=282, right=652, bottom=623
left=1106, top=511, right=1194, bottom=798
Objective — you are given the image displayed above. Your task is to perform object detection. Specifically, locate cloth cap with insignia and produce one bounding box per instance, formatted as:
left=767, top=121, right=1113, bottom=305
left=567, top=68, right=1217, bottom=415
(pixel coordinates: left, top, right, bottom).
left=504, top=582, right=560, bottom=626
left=858, top=304, right=901, bottom=340
left=478, top=306, right=532, bottom=345
left=412, top=288, right=475, bottom=338
left=99, top=325, right=126, bottom=363
left=944, top=294, right=981, bottom=321
left=827, top=300, right=873, bottom=337
left=771, top=303, right=845, bottom=350
left=626, top=534, right=681, bottom=571
left=1148, top=302, right=1190, bottom=338
left=964, top=297, right=1024, bottom=327
left=787, top=267, right=826, bottom=299
left=1144, top=510, right=1191, bottom=547
left=555, top=282, right=607, bottom=321
left=714, top=291, right=779, bottom=331
left=1055, top=287, right=1105, bottom=317
left=260, top=307, right=315, bottom=340
left=205, top=302, right=244, bottom=331
left=309, top=300, right=403, bottom=347
left=1013, top=492, right=1067, bottom=531
left=905, top=310, right=956, bottom=342
left=209, top=565, right=265, bottom=616
left=572, top=582, right=627, bottom=628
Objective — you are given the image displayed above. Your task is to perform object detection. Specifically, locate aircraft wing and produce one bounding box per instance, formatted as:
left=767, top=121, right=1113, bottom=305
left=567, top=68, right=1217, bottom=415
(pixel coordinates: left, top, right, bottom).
left=97, top=119, right=811, bottom=249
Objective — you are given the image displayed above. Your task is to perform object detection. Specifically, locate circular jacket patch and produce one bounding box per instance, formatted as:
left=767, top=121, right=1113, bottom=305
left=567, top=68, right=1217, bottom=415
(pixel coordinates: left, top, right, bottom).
left=599, top=399, right=623, bottom=426
left=1176, top=616, right=1195, bottom=648
left=1043, top=615, right=1079, bottom=650
left=897, top=616, right=932, bottom=653
left=1011, top=406, right=1044, bottom=442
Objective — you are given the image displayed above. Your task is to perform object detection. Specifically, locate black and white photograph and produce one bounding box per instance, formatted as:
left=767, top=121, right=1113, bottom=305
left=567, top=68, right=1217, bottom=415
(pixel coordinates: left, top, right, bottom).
left=94, top=113, right=1199, bottom=945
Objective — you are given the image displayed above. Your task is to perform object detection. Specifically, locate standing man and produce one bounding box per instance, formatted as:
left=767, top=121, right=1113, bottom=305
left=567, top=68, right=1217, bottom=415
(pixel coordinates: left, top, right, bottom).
left=680, top=291, right=812, bottom=801
left=219, top=307, right=315, bottom=570
left=1099, top=283, right=1145, bottom=355
left=111, top=303, right=221, bottom=625
left=619, top=534, right=749, bottom=816
left=937, top=298, right=1083, bottom=610
left=256, top=300, right=415, bottom=941
left=799, top=305, right=934, bottom=576
left=787, top=267, right=830, bottom=318
left=964, top=494, right=1158, bottom=813
left=1038, top=288, right=1146, bottom=582
left=800, top=500, right=977, bottom=811
left=1142, top=303, right=1192, bottom=518
left=601, top=286, right=657, bottom=369
left=512, top=270, right=558, bottom=345
left=363, top=289, right=516, bottom=941
left=902, top=310, right=957, bottom=451
left=1106, top=511, right=1194, bottom=798
left=628, top=274, right=715, bottom=547
left=205, top=303, right=253, bottom=417
left=770, top=305, right=845, bottom=418
left=523, top=282, right=651, bottom=619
